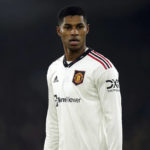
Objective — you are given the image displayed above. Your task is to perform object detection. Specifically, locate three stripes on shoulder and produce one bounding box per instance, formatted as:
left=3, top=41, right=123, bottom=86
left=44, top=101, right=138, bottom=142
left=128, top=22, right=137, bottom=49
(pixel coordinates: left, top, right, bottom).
left=88, top=50, right=112, bottom=70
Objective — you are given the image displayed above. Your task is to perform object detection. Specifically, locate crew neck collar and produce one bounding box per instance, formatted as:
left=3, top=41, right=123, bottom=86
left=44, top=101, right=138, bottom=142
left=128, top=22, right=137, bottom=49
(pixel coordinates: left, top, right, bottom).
left=63, top=47, right=92, bottom=68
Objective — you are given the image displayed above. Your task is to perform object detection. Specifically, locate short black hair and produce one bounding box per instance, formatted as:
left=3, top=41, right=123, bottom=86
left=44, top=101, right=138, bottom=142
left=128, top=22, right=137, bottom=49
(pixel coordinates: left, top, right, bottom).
left=57, top=6, right=87, bottom=25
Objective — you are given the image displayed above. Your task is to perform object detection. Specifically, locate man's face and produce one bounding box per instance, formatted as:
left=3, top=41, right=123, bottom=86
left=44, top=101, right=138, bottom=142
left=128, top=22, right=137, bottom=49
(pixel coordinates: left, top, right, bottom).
left=57, top=15, right=89, bottom=51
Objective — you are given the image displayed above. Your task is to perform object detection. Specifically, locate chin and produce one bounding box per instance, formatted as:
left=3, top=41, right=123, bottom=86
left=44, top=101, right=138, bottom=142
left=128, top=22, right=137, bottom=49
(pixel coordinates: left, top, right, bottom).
left=69, top=48, right=80, bottom=52
left=69, top=46, right=82, bottom=52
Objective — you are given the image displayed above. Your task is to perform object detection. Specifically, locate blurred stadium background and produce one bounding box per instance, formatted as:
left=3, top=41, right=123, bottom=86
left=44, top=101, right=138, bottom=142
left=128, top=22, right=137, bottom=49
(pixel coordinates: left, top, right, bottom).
left=0, top=0, right=150, bottom=150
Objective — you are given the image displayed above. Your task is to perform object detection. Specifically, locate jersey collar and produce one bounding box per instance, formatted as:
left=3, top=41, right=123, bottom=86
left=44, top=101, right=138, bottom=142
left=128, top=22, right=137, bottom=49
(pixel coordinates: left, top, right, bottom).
left=63, top=47, right=92, bottom=68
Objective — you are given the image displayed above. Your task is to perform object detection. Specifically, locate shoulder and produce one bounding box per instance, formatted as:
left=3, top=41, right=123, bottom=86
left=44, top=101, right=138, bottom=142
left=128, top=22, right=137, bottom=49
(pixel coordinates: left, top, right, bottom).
left=87, top=49, right=117, bottom=72
left=87, top=49, right=119, bottom=81
left=47, top=55, right=64, bottom=78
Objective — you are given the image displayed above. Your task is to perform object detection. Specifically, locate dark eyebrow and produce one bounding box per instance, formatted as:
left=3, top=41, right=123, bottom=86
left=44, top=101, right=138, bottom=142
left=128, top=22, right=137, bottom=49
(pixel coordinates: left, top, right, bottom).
left=64, top=23, right=72, bottom=26
left=76, top=23, right=84, bottom=26
left=64, top=23, right=84, bottom=26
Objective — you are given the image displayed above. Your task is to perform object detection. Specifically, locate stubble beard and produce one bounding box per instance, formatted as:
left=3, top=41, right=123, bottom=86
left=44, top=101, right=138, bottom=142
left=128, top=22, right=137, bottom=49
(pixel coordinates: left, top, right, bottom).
left=69, top=47, right=81, bottom=53
left=68, top=43, right=85, bottom=54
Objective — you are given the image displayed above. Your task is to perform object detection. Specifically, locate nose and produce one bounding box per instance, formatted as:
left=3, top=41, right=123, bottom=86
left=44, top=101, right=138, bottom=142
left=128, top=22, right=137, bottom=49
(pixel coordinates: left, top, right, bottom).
left=70, top=28, right=79, bottom=35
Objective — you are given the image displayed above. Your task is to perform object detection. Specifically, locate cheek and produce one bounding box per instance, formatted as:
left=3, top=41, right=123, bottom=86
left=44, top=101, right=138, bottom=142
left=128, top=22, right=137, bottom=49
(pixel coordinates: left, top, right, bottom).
left=80, top=32, right=87, bottom=38
left=61, top=34, right=69, bottom=43
left=60, top=29, right=69, bottom=39
left=62, top=35, right=69, bottom=40
left=82, top=28, right=88, bottom=34
left=80, top=28, right=88, bottom=35
left=61, top=31, right=70, bottom=38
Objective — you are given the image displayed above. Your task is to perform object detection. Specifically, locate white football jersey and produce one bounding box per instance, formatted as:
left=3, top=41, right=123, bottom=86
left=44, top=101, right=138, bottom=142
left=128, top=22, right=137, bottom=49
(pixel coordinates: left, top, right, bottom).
left=44, top=48, right=122, bottom=150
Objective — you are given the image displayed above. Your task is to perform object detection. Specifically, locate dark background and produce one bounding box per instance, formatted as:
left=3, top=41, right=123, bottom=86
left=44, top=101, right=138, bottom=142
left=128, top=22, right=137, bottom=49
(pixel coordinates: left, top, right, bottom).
left=0, top=0, right=150, bottom=150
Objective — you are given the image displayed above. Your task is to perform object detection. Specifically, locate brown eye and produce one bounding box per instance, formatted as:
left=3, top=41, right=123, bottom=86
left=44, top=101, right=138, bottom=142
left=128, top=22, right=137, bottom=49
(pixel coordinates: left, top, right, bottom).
left=77, top=24, right=84, bottom=29
left=64, top=25, right=71, bottom=30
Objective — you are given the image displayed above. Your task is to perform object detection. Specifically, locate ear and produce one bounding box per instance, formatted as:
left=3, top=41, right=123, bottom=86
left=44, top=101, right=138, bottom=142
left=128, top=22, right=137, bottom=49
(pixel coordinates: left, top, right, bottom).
left=86, top=24, right=90, bottom=34
left=56, top=26, right=61, bottom=37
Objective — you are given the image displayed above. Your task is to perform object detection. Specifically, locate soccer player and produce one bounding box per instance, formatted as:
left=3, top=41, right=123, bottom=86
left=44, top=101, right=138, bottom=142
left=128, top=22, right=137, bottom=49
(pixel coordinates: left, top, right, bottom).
left=44, top=6, right=122, bottom=150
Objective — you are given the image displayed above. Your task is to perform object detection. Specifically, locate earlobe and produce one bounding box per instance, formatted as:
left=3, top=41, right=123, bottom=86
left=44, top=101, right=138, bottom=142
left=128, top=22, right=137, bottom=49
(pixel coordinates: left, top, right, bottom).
left=56, top=26, right=61, bottom=36
left=86, top=24, right=90, bottom=34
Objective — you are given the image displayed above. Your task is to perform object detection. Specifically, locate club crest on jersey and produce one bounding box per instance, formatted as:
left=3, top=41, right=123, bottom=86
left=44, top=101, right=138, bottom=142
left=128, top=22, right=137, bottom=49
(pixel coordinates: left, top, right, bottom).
left=72, top=70, right=85, bottom=85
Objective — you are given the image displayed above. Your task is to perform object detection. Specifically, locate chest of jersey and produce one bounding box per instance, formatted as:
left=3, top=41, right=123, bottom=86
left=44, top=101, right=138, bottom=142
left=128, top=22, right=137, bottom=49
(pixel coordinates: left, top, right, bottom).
left=51, top=62, right=99, bottom=107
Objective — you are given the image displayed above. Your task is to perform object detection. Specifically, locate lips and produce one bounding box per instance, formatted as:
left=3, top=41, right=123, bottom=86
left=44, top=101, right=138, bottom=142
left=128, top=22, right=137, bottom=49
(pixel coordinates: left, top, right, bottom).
left=69, top=39, right=80, bottom=46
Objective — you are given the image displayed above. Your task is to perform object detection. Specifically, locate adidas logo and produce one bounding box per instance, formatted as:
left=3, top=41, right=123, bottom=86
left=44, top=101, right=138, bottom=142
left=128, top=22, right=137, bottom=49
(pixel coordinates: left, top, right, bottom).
left=53, top=76, right=59, bottom=83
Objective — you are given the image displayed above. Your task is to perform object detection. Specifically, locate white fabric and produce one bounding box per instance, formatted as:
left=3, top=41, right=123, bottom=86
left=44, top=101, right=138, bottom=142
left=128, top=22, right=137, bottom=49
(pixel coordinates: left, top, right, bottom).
left=44, top=51, right=122, bottom=150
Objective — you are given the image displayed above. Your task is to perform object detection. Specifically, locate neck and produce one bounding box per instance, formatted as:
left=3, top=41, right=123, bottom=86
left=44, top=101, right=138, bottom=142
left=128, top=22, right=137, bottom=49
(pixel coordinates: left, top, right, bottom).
left=64, top=46, right=87, bottom=61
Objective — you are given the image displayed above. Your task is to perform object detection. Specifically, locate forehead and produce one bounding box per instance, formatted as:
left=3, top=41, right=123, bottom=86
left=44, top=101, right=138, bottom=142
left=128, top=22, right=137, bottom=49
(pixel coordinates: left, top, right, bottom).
left=62, top=15, right=86, bottom=25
